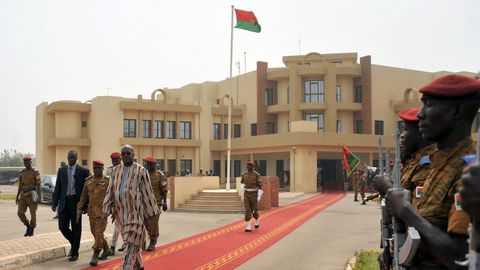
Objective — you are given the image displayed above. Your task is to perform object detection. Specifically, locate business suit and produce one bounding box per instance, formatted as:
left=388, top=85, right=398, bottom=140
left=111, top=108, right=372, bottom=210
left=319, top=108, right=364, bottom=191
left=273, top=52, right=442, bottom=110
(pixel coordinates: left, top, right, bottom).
left=52, top=164, right=90, bottom=258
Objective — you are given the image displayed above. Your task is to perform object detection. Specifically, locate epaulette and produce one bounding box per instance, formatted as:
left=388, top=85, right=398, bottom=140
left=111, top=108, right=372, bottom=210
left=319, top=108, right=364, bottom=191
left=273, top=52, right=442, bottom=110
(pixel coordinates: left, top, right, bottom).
left=419, top=155, right=431, bottom=166
left=158, top=170, right=165, bottom=176
left=20, top=168, right=25, bottom=173
left=85, top=175, right=93, bottom=181
left=461, top=154, right=477, bottom=166
left=255, top=171, right=261, bottom=176
left=104, top=175, right=110, bottom=179
left=241, top=171, right=248, bottom=175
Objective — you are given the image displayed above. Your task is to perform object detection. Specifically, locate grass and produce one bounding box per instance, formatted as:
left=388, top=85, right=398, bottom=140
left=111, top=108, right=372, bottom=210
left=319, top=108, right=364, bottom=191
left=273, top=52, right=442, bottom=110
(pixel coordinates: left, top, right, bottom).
left=0, top=194, right=16, bottom=200
left=352, top=249, right=381, bottom=270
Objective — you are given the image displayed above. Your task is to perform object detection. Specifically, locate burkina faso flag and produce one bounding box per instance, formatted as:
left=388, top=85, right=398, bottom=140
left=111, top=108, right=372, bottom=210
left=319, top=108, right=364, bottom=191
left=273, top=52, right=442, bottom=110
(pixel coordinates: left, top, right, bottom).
left=341, top=145, right=361, bottom=177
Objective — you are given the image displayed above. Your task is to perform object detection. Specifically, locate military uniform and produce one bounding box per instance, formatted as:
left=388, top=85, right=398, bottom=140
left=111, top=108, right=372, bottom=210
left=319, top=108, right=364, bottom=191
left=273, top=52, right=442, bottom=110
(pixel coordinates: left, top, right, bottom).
left=352, top=170, right=366, bottom=202
left=401, top=144, right=436, bottom=208
left=77, top=175, right=110, bottom=255
left=409, top=138, right=473, bottom=267
left=17, top=167, right=41, bottom=233
left=241, top=170, right=262, bottom=222
left=145, top=170, right=168, bottom=243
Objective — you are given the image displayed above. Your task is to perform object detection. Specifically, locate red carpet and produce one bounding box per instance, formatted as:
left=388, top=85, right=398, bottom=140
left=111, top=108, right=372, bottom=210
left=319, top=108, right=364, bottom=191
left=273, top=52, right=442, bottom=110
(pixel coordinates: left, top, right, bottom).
left=91, top=192, right=345, bottom=270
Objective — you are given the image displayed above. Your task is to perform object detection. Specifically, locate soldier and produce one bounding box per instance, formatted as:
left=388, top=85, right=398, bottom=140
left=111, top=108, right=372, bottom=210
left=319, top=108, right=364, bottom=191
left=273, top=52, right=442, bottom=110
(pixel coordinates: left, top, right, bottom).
left=76, top=160, right=112, bottom=266
left=15, top=156, right=41, bottom=237
left=349, top=169, right=360, bottom=202
left=385, top=74, right=480, bottom=269
left=241, top=159, right=262, bottom=232
left=143, top=156, right=168, bottom=251
left=107, top=151, right=125, bottom=255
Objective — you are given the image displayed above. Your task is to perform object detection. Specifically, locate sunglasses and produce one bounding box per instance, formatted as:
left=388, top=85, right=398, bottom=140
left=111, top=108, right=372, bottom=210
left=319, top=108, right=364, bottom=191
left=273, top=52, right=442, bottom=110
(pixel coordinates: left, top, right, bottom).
left=121, top=151, right=132, bottom=156
left=93, top=166, right=103, bottom=169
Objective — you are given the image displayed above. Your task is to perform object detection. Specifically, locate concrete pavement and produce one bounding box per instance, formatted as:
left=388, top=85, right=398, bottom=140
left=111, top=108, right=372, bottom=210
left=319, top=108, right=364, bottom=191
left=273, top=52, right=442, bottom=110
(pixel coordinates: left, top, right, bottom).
left=0, top=192, right=381, bottom=269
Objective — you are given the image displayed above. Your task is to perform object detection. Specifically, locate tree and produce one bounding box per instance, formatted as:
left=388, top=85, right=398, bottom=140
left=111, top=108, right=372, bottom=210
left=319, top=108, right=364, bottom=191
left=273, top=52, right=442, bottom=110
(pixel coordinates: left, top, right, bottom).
left=0, top=149, right=34, bottom=167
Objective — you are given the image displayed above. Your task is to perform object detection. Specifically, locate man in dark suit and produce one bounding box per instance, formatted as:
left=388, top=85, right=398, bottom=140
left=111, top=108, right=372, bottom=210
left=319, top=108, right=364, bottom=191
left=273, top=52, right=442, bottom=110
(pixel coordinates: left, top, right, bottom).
left=52, top=150, right=90, bottom=261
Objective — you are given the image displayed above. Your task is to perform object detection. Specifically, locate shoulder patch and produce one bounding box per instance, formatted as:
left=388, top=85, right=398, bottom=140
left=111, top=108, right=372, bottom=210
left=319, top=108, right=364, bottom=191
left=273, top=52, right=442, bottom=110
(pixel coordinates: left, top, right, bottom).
left=461, top=155, right=477, bottom=166
left=419, top=155, right=431, bottom=166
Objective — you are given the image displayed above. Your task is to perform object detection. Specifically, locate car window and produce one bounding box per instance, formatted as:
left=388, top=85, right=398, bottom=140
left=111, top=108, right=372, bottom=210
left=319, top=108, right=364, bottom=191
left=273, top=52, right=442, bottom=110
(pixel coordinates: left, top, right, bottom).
left=50, top=176, right=57, bottom=186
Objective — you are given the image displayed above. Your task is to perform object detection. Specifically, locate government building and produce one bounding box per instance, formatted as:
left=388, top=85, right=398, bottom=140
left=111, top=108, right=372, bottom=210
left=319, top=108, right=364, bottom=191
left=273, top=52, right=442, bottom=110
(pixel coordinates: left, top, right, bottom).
left=35, top=52, right=477, bottom=192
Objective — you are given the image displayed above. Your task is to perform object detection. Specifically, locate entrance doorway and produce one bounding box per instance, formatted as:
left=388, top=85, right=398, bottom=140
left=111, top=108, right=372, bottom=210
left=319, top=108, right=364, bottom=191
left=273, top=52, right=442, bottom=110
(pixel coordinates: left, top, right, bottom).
left=317, top=160, right=343, bottom=192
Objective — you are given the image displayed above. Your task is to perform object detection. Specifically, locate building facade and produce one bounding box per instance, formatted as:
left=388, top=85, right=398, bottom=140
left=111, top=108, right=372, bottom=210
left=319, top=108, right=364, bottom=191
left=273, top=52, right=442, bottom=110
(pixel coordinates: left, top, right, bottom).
left=36, top=52, right=476, bottom=192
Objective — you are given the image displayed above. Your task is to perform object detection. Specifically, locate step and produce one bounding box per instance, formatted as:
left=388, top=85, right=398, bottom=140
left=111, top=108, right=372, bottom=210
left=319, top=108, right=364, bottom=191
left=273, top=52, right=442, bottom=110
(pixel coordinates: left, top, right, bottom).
left=178, top=204, right=244, bottom=211
left=174, top=207, right=244, bottom=213
left=191, top=195, right=241, bottom=201
left=185, top=199, right=243, bottom=205
left=197, top=192, right=240, bottom=197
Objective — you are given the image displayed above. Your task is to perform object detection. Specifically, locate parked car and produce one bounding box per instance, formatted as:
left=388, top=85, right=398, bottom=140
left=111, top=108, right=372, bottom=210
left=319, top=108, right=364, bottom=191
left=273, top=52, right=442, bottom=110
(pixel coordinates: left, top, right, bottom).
left=40, top=175, right=56, bottom=204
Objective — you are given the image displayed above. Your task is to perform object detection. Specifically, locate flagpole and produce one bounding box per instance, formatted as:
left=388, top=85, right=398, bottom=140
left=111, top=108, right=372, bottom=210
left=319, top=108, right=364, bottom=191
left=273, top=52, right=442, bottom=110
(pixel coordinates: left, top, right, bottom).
left=226, top=5, right=234, bottom=191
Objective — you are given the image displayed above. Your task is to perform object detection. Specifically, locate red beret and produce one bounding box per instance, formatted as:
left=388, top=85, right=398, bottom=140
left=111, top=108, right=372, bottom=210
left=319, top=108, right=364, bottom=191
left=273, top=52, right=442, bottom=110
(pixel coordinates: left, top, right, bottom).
left=110, top=152, right=121, bottom=159
left=246, top=160, right=255, bottom=166
left=23, top=156, right=32, bottom=161
left=398, top=108, right=420, bottom=123
left=144, top=156, right=156, bottom=164
left=419, top=75, right=480, bottom=98
left=93, top=160, right=104, bottom=166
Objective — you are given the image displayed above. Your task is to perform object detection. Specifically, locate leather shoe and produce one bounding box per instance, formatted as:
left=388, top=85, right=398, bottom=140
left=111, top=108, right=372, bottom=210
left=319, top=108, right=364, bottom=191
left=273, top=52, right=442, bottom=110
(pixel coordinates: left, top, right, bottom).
left=68, top=255, right=78, bottom=261
left=67, top=249, right=72, bottom=257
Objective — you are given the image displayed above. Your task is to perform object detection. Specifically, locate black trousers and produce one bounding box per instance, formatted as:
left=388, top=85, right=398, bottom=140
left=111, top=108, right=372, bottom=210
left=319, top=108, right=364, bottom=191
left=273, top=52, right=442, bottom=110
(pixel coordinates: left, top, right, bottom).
left=58, top=197, right=82, bottom=257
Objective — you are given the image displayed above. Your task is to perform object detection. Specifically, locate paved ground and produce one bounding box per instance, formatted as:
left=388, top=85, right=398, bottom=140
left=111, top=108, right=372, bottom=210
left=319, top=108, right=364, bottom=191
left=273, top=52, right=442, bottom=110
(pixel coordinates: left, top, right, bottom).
left=0, top=191, right=381, bottom=270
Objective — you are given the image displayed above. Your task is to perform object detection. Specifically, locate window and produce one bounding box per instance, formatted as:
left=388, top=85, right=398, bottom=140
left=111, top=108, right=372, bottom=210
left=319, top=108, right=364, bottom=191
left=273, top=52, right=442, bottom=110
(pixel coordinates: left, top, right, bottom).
left=142, top=120, right=151, bottom=138
left=167, top=121, right=176, bottom=139
left=82, top=160, right=87, bottom=166
left=375, top=120, right=384, bottom=135
left=336, top=85, right=342, bottom=102
left=251, top=123, right=257, bottom=136
left=354, top=85, right=363, bottom=103
left=266, top=122, right=276, bottom=134
left=155, top=120, right=164, bottom=138
left=265, top=88, right=275, bottom=106
left=287, top=87, right=291, bottom=104
left=336, top=120, right=342, bottom=133
left=224, top=124, right=229, bottom=139
left=234, top=124, right=241, bottom=138
left=258, top=160, right=267, bottom=176
left=213, top=123, right=221, bottom=140
left=288, top=121, right=290, bottom=132
left=234, top=160, right=241, bottom=177
left=354, top=120, right=363, bottom=134
left=304, top=80, right=324, bottom=103
left=213, top=160, right=220, bottom=176
left=81, top=121, right=87, bottom=128
left=305, top=113, right=324, bottom=133
left=123, top=119, right=136, bottom=137
left=180, top=160, right=192, bottom=175
left=167, top=159, right=176, bottom=177
left=156, top=159, right=165, bottom=171
left=180, top=121, right=192, bottom=139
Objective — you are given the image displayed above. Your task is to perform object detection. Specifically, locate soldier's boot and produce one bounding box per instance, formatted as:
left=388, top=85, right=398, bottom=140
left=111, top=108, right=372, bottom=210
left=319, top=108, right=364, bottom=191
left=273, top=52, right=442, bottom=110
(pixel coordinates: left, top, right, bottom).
left=354, top=196, right=358, bottom=202
left=28, top=225, right=34, bottom=236
left=254, top=219, right=260, bottom=229
left=99, top=247, right=113, bottom=260
left=110, top=246, right=115, bottom=256
left=146, top=239, right=157, bottom=251
left=245, top=222, right=252, bottom=232
left=89, top=250, right=100, bottom=266
left=23, top=223, right=31, bottom=237
left=361, top=200, right=366, bottom=205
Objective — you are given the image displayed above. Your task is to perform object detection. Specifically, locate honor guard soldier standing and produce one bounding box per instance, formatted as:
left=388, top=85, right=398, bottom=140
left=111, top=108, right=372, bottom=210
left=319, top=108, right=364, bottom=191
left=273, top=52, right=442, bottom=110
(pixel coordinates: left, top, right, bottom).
left=144, top=155, right=168, bottom=251
left=76, top=160, right=112, bottom=266
left=107, top=151, right=125, bottom=255
left=241, top=160, right=262, bottom=232
left=16, top=155, right=41, bottom=237
left=385, top=75, right=480, bottom=269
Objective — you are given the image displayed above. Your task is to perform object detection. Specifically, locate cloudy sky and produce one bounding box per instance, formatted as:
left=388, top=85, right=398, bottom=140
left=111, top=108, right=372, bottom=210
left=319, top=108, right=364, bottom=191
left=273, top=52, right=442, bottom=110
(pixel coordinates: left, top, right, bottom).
left=0, top=0, right=479, bottom=154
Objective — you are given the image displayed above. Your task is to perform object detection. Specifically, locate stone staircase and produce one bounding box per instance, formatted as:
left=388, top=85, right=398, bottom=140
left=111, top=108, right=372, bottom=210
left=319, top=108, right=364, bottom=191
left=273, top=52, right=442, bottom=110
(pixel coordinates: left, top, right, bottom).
left=176, top=190, right=244, bottom=213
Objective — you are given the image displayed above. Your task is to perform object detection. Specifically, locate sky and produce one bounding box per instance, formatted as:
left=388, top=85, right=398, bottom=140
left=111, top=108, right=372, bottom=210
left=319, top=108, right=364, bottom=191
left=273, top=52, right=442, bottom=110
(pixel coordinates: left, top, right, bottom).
left=0, top=0, right=479, bottom=154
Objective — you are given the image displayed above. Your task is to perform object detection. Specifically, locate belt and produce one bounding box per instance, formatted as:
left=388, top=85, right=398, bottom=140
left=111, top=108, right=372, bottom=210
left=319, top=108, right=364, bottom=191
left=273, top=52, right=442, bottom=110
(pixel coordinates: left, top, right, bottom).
left=245, top=188, right=258, bottom=192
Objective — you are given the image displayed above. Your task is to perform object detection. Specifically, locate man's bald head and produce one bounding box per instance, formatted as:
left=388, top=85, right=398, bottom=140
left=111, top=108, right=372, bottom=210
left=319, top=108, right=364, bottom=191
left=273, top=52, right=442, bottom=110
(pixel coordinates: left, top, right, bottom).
left=120, top=145, right=135, bottom=166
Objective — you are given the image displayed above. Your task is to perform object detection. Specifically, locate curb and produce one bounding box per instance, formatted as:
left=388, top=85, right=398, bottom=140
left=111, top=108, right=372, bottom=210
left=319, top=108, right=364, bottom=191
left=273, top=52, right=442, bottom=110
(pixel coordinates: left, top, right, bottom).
left=0, top=234, right=112, bottom=270
left=345, top=256, right=356, bottom=270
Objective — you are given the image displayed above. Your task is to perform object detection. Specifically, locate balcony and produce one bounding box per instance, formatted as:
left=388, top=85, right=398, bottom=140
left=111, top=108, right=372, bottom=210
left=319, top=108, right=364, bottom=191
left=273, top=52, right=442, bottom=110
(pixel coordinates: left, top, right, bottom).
left=47, top=138, right=91, bottom=147
left=298, top=67, right=326, bottom=77
left=298, top=102, right=327, bottom=111
left=211, top=106, right=243, bottom=116
left=120, top=137, right=200, bottom=147
left=336, top=64, right=362, bottom=77
left=267, top=104, right=290, bottom=114
left=120, top=101, right=201, bottom=113
left=336, top=102, right=362, bottom=111
left=46, top=102, right=91, bottom=113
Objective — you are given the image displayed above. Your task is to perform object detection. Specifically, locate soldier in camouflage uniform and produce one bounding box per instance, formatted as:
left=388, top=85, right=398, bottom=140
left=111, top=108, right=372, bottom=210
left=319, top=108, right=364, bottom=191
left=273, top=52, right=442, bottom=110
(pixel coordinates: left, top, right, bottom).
left=385, top=75, right=480, bottom=269
left=241, top=159, right=262, bottom=232
left=16, top=156, right=41, bottom=237
left=77, top=160, right=112, bottom=266
left=143, top=155, right=168, bottom=251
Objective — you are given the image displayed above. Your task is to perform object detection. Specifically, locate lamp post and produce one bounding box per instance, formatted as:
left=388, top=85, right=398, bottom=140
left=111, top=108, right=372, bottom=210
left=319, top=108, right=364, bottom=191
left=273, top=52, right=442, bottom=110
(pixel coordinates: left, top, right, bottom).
left=223, top=95, right=233, bottom=191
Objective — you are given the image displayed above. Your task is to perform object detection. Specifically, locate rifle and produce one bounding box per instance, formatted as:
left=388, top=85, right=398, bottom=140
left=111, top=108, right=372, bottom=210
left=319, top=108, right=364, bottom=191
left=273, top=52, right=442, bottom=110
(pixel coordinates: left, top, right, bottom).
left=391, top=128, right=421, bottom=268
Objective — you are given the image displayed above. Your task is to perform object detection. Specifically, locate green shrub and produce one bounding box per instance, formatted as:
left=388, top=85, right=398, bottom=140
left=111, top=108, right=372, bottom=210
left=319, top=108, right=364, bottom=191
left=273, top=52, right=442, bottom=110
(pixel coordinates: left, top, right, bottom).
left=352, top=249, right=381, bottom=270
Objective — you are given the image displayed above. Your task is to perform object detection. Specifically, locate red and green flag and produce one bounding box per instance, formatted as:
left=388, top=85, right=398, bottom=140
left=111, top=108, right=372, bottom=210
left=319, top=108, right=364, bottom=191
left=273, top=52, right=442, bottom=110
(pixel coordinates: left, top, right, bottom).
left=234, top=9, right=261, bottom=33
left=341, top=145, right=361, bottom=177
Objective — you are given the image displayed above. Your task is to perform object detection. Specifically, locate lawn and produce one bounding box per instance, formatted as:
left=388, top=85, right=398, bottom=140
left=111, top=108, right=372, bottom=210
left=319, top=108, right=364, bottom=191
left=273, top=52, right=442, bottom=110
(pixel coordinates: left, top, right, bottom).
left=352, top=249, right=381, bottom=270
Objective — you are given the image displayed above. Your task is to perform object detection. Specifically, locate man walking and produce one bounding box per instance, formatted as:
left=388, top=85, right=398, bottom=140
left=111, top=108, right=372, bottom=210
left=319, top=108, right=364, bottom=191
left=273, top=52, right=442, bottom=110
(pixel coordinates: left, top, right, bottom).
left=16, top=156, right=41, bottom=237
left=102, top=145, right=159, bottom=270
left=143, top=155, right=168, bottom=251
left=107, top=151, right=124, bottom=255
left=52, top=150, right=90, bottom=261
left=76, top=160, right=111, bottom=266
left=241, top=160, right=262, bottom=232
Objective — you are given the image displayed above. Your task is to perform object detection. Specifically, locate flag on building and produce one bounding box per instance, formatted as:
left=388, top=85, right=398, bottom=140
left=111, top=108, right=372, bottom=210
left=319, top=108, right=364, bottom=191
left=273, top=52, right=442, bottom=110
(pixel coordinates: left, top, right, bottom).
left=341, top=145, right=361, bottom=177
left=234, top=9, right=261, bottom=33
